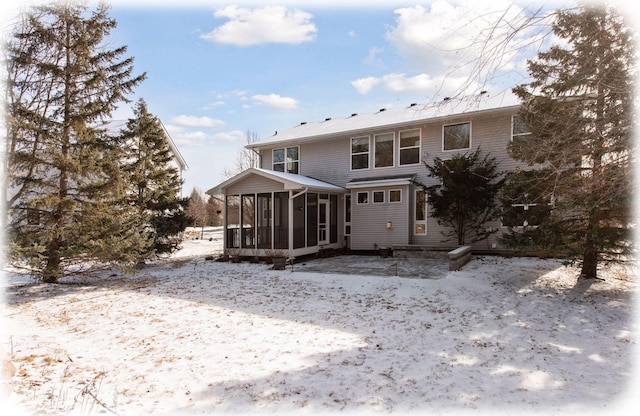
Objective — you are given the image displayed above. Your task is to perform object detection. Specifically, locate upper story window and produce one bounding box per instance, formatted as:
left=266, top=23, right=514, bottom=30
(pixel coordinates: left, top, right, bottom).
left=399, top=129, right=421, bottom=165
left=374, top=132, right=394, bottom=168
left=273, top=146, right=299, bottom=174
left=443, top=122, right=471, bottom=151
left=351, top=136, right=370, bottom=170
left=512, top=115, right=537, bottom=146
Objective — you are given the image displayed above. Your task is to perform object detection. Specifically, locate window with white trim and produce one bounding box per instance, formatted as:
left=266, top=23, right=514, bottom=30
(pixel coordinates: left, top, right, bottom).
left=351, top=136, right=369, bottom=170
left=399, top=129, right=420, bottom=165
left=374, top=132, right=394, bottom=168
left=389, top=189, right=401, bottom=203
left=415, top=189, right=427, bottom=235
left=273, top=146, right=299, bottom=174
left=443, top=122, right=471, bottom=151
left=373, top=190, right=385, bottom=204
left=512, top=115, right=531, bottom=142
left=357, top=191, right=369, bottom=204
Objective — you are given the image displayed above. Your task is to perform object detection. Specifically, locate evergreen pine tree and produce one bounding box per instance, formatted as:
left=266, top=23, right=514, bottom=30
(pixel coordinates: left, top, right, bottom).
left=120, top=99, right=189, bottom=253
left=5, top=3, right=148, bottom=282
left=510, top=4, right=634, bottom=279
left=415, top=148, right=504, bottom=245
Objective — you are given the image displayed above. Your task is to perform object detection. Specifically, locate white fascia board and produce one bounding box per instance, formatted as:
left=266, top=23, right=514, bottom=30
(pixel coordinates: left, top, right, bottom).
left=346, top=178, right=414, bottom=189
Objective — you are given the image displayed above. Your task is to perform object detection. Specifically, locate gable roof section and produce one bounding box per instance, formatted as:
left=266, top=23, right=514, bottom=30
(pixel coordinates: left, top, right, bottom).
left=207, top=167, right=346, bottom=195
left=102, top=119, right=188, bottom=171
left=249, top=92, right=520, bottom=149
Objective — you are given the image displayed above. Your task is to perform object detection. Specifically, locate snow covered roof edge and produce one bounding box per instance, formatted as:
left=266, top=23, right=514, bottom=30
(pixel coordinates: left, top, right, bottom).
left=251, top=91, right=521, bottom=148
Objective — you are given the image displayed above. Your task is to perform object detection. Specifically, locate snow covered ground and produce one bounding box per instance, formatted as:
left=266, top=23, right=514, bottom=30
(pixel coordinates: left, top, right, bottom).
left=1, top=229, right=638, bottom=415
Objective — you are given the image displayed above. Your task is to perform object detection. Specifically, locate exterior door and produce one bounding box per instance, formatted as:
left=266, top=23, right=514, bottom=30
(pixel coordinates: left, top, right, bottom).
left=319, top=200, right=329, bottom=245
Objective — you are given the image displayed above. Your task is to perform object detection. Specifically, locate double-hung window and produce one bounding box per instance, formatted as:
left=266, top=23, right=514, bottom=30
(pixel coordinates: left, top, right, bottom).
left=399, top=129, right=420, bottom=165
left=351, top=136, right=369, bottom=170
left=374, top=133, right=394, bottom=168
left=443, top=122, right=471, bottom=151
left=273, top=146, right=299, bottom=174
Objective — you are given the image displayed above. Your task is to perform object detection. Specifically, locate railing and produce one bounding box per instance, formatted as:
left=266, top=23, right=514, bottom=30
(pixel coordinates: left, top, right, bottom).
left=226, top=226, right=289, bottom=250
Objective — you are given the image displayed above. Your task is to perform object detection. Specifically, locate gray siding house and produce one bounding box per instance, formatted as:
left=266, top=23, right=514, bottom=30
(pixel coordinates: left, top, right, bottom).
left=208, top=94, right=525, bottom=260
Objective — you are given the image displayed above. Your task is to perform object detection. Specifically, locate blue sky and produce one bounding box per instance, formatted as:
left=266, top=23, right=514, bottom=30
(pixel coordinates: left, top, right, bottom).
left=10, top=0, right=629, bottom=195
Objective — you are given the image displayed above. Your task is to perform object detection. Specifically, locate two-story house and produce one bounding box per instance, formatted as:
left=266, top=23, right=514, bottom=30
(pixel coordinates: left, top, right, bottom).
left=207, top=94, right=524, bottom=260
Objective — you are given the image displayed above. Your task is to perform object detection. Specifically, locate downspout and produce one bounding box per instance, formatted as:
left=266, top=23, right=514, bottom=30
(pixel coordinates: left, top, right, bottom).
left=251, top=147, right=261, bottom=169
left=290, top=187, right=309, bottom=201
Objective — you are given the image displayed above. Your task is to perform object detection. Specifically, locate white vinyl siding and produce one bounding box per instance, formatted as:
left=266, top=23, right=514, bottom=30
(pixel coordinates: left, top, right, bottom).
left=349, top=185, right=411, bottom=250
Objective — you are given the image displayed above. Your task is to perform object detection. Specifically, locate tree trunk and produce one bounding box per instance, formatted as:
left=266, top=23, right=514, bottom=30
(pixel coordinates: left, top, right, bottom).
left=580, top=248, right=598, bottom=279
left=43, top=241, right=61, bottom=283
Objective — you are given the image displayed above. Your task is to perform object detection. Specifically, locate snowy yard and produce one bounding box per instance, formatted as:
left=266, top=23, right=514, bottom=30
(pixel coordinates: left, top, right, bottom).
left=1, top=232, right=637, bottom=415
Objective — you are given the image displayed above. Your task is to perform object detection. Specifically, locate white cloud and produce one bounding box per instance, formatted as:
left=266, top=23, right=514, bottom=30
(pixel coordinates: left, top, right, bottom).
left=352, top=72, right=479, bottom=97
left=353, top=0, right=548, bottom=98
left=201, top=5, right=317, bottom=46
left=166, top=128, right=210, bottom=148
left=364, top=46, right=384, bottom=67
left=213, top=130, right=246, bottom=142
left=351, top=77, right=381, bottom=94
left=386, top=1, right=529, bottom=73
left=381, top=73, right=435, bottom=93
left=203, top=101, right=225, bottom=110
left=171, top=115, right=225, bottom=129
left=252, top=94, right=299, bottom=110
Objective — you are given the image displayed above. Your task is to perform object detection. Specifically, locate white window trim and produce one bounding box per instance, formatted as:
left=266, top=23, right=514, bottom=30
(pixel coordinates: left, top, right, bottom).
left=389, top=189, right=402, bottom=203
left=372, top=190, right=385, bottom=204
left=399, top=128, right=421, bottom=166
left=373, top=132, right=395, bottom=169
left=356, top=191, right=369, bottom=204
left=442, top=121, right=472, bottom=152
left=414, top=189, right=427, bottom=235
left=272, top=146, right=299, bottom=173
left=350, top=135, right=370, bottom=171
left=511, top=115, right=532, bottom=142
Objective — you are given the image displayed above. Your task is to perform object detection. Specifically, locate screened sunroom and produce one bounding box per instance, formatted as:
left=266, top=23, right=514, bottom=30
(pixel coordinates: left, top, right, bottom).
left=207, top=168, right=346, bottom=259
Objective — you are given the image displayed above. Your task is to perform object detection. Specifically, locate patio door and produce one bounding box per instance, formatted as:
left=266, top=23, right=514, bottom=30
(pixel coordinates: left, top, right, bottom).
left=319, top=200, right=329, bottom=245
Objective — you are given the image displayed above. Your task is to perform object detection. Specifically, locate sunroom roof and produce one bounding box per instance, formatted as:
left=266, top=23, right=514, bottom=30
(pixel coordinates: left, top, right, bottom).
left=207, top=168, right=345, bottom=195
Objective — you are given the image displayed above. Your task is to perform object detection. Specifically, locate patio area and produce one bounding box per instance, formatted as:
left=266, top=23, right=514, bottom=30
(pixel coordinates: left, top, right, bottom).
left=289, top=254, right=450, bottom=279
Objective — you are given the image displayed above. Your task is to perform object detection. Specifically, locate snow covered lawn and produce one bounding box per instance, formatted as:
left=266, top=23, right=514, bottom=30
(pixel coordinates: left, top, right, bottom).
left=2, top=239, right=637, bottom=415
